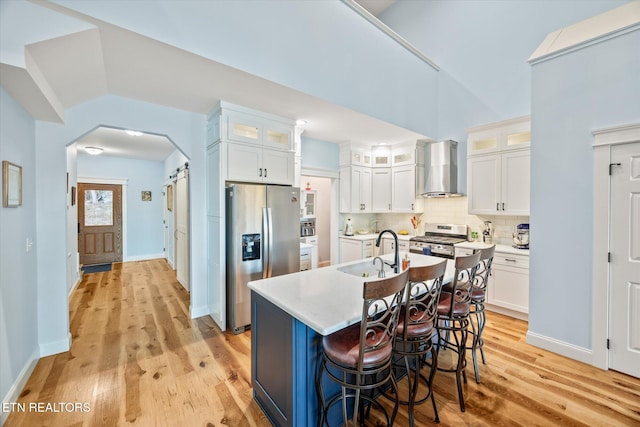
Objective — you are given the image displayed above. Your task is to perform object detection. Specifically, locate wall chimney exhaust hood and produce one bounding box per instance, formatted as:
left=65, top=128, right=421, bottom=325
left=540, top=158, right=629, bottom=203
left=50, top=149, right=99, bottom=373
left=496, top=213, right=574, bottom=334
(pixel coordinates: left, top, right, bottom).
left=422, top=140, right=463, bottom=197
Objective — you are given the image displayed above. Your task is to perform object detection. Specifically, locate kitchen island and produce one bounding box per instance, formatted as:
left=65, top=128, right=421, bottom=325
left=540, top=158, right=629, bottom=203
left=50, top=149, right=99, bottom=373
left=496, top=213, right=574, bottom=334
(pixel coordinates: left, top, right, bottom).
left=248, top=252, right=454, bottom=427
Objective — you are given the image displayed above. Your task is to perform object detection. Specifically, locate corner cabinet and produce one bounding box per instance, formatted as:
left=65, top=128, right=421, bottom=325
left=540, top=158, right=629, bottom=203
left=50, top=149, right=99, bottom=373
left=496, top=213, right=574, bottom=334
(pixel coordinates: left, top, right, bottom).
left=467, top=117, right=530, bottom=216
left=339, top=141, right=424, bottom=214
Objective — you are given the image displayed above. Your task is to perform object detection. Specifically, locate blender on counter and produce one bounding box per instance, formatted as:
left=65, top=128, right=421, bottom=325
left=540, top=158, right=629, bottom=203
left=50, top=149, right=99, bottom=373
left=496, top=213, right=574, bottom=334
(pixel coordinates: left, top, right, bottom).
left=513, top=224, right=529, bottom=249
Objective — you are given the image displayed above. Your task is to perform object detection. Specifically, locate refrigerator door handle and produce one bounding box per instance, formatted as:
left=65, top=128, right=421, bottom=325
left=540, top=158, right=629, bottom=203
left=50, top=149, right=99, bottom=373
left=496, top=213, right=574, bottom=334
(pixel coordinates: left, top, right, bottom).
left=266, top=207, right=274, bottom=277
left=262, top=207, right=269, bottom=279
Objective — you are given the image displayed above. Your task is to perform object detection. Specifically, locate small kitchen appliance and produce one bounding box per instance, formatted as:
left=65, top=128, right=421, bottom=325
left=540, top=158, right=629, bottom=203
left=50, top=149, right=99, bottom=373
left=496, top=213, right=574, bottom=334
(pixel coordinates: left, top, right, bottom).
left=512, top=223, right=529, bottom=249
left=300, top=219, right=316, bottom=237
left=344, top=218, right=354, bottom=236
left=409, top=223, right=468, bottom=259
left=482, top=221, right=493, bottom=244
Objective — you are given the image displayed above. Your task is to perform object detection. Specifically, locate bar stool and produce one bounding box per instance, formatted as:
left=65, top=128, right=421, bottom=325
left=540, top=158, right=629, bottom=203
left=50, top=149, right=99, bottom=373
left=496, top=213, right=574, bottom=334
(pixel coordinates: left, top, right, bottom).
left=316, top=269, right=409, bottom=426
left=393, top=260, right=447, bottom=426
left=436, top=253, right=480, bottom=412
left=468, top=245, right=495, bottom=383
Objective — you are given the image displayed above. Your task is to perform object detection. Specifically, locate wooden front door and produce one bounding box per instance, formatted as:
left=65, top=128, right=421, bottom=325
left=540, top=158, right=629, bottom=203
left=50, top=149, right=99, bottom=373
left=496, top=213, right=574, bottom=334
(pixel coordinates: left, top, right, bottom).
left=78, top=183, right=123, bottom=265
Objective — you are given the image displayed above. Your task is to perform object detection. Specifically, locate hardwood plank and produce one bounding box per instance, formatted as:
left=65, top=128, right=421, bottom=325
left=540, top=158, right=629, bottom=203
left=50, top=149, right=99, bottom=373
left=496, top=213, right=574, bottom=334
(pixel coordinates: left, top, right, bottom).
left=5, top=259, right=640, bottom=426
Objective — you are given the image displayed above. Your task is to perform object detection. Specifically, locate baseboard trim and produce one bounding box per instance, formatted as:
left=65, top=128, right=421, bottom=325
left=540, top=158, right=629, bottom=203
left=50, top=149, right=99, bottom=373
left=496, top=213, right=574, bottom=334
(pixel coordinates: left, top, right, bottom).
left=1, top=348, right=39, bottom=425
left=68, top=276, right=82, bottom=298
left=123, top=253, right=165, bottom=262
left=526, top=330, right=593, bottom=365
left=39, top=333, right=71, bottom=357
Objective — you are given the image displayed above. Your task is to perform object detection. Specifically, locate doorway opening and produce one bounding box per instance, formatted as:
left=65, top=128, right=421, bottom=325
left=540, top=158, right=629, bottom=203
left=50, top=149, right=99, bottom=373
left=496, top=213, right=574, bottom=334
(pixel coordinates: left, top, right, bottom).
left=301, top=170, right=339, bottom=266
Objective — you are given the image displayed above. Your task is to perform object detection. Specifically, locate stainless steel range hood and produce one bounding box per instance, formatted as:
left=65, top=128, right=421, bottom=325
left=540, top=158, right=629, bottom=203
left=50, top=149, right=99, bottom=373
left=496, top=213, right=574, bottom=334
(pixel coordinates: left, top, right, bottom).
left=422, top=140, right=463, bottom=197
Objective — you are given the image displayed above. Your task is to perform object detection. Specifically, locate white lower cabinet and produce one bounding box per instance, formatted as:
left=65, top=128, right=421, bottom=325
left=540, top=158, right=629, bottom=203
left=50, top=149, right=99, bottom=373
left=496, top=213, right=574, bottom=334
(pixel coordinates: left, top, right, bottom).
left=339, top=238, right=375, bottom=263
left=380, top=238, right=410, bottom=255
left=488, top=253, right=529, bottom=314
left=455, top=246, right=529, bottom=316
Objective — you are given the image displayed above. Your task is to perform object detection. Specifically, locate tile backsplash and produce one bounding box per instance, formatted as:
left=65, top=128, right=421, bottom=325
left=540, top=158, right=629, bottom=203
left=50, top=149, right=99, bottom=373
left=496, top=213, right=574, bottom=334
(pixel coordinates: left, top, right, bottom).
left=339, top=196, right=529, bottom=246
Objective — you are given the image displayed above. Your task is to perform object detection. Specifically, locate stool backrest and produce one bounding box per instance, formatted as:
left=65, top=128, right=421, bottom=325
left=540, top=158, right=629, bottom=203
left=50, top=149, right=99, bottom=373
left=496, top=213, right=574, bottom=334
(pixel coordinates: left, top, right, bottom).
left=443, top=253, right=481, bottom=316
left=359, top=269, right=409, bottom=369
left=473, top=245, right=495, bottom=292
left=399, top=260, right=448, bottom=341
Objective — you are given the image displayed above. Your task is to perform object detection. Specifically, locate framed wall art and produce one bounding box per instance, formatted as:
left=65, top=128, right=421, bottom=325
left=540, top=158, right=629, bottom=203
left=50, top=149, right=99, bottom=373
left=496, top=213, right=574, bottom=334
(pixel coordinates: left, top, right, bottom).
left=2, top=160, right=22, bottom=208
left=142, top=191, right=152, bottom=201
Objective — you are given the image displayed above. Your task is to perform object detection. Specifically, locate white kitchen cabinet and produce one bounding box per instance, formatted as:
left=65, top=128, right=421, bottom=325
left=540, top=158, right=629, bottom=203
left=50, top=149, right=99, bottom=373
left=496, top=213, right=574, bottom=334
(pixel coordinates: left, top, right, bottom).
left=371, top=168, right=392, bottom=212
left=391, top=164, right=424, bottom=213
left=467, top=116, right=530, bottom=156
left=467, top=116, right=530, bottom=216
left=300, top=246, right=311, bottom=271
left=340, top=166, right=372, bottom=213
left=300, top=190, right=316, bottom=218
left=226, top=110, right=293, bottom=151
left=371, top=146, right=391, bottom=168
left=339, top=238, right=375, bottom=263
left=380, top=237, right=410, bottom=255
left=455, top=245, right=529, bottom=317
left=391, top=142, right=425, bottom=166
left=227, top=143, right=295, bottom=185
left=210, top=101, right=295, bottom=186
left=468, top=150, right=530, bottom=215
left=339, top=143, right=371, bottom=167
left=488, top=253, right=529, bottom=314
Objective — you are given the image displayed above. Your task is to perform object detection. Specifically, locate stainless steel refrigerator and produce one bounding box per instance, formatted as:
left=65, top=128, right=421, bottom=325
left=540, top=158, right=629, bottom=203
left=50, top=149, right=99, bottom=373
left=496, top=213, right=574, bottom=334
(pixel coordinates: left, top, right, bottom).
left=226, top=184, right=301, bottom=334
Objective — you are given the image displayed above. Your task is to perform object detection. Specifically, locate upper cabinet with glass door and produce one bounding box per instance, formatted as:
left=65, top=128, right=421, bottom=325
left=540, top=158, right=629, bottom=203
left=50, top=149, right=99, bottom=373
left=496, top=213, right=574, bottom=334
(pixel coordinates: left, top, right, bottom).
left=210, top=101, right=295, bottom=152
left=467, top=116, right=530, bottom=156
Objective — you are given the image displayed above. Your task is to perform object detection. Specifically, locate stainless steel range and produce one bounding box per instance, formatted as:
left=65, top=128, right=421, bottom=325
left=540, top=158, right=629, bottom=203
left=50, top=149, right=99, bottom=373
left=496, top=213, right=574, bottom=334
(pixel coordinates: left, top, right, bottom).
left=409, top=223, right=468, bottom=259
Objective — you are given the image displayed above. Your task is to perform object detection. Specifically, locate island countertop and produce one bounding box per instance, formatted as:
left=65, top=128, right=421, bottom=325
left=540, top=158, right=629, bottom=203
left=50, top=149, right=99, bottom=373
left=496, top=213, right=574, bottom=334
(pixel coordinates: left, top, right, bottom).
left=248, top=253, right=455, bottom=336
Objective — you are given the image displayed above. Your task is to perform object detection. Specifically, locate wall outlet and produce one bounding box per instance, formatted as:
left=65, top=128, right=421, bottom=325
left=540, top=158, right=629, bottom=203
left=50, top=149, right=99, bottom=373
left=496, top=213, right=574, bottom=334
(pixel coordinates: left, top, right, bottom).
left=26, top=237, right=33, bottom=252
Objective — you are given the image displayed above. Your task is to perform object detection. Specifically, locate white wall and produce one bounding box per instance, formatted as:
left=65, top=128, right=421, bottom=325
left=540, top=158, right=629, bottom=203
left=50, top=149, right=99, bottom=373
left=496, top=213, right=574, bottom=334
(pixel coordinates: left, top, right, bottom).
left=34, top=94, right=207, bottom=357
left=0, top=88, right=39, bottom=415
left=529, top=29, right=640, bottom=350
left=300, top=137, right=339, bottom=171
left=51, top=0, right=439, bottom=137
left=77, top=154, right=166, bottom=260
left=65, top=144, right=79, bottom=294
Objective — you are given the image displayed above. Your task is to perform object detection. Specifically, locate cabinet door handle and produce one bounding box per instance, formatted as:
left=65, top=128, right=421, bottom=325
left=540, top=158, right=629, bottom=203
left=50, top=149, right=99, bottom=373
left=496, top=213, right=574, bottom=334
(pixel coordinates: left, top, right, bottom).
left=388, top=204, right=391, bottom=211
left=259, top=168, right=263, bottom=177
left=264, top=168, right=268, bottom=177
left=497, top=203, right=500, bottom=211
left=505, top=258, right=517, bottom=262
left=411, top=203, right=414, bottom=210
left=502, top=202, right=505, bottom=211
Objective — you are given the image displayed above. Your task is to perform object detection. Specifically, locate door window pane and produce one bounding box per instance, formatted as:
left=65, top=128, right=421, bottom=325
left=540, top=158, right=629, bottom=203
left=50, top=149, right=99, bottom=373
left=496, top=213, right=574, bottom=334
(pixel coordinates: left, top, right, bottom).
left=85, top=190, right=113, bottom=226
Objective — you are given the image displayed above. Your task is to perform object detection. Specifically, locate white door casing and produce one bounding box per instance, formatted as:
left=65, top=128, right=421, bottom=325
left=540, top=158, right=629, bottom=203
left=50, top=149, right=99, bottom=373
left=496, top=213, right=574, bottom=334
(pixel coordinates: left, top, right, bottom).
left=609, top=142, right=640, bottom=377
left=176, top=170, right=190, bottom=291
left=592, top=123, right=640, bottom=373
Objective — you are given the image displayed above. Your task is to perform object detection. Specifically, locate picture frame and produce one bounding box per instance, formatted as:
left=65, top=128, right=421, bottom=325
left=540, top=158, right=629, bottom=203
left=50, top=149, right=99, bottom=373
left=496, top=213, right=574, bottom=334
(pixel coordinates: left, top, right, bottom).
left=2, top=160, right=22, bottom=208
left=142, top=190, right=152, bottom=201
left=166, top=185, right=173, bottom=211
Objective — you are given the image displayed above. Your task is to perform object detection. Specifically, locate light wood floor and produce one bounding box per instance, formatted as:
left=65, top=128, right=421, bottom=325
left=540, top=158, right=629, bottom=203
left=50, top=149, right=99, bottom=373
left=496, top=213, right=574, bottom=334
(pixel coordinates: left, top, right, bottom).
left=5, top=259, right=640, bottom=426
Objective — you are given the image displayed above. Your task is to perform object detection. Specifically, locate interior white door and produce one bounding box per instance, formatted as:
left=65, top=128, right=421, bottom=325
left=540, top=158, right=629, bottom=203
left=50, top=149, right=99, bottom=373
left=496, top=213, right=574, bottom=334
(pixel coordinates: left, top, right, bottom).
left=164, top=183, right=175, bottom=269
left=176, top=171, right=190, bottom=291
left=609, top=141, right=640, bottom=378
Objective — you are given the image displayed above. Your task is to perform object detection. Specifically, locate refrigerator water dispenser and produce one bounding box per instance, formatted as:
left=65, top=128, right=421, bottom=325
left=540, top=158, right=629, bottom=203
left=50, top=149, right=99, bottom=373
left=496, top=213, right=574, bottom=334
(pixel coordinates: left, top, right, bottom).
left=242, top=234, right=261, bottom=261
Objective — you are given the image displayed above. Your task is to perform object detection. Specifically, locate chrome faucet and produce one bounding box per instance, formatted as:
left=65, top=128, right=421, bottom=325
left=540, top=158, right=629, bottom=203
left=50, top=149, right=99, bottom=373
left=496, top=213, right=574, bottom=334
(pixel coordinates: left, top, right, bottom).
left=375, top=229, right=399, bottom=273
left=372, top=256, right=386, bottom=278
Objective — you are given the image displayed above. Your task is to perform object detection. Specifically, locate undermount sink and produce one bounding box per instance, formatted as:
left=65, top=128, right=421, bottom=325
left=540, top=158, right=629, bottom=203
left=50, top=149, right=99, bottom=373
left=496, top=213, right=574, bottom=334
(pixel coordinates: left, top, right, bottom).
left=337, top=259, right=394, bottom=278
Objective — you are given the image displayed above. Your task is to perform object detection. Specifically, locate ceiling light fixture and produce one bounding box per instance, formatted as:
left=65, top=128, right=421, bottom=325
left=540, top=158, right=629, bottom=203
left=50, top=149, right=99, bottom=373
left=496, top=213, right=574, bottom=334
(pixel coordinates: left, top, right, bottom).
left=84, top=146, right=104, bottom=155
left=296, top=120, right=307, bottom=126
left=125, top=130, right=143, bottom=137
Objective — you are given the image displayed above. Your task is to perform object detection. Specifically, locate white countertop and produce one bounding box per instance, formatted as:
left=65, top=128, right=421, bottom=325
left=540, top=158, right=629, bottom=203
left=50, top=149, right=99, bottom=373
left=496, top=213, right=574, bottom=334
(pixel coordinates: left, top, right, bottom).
left=248, top=252, right=455, bottom=336
left=455, top=241, right=529, bottom=256
left=339, top=233, right=412, bottom=242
